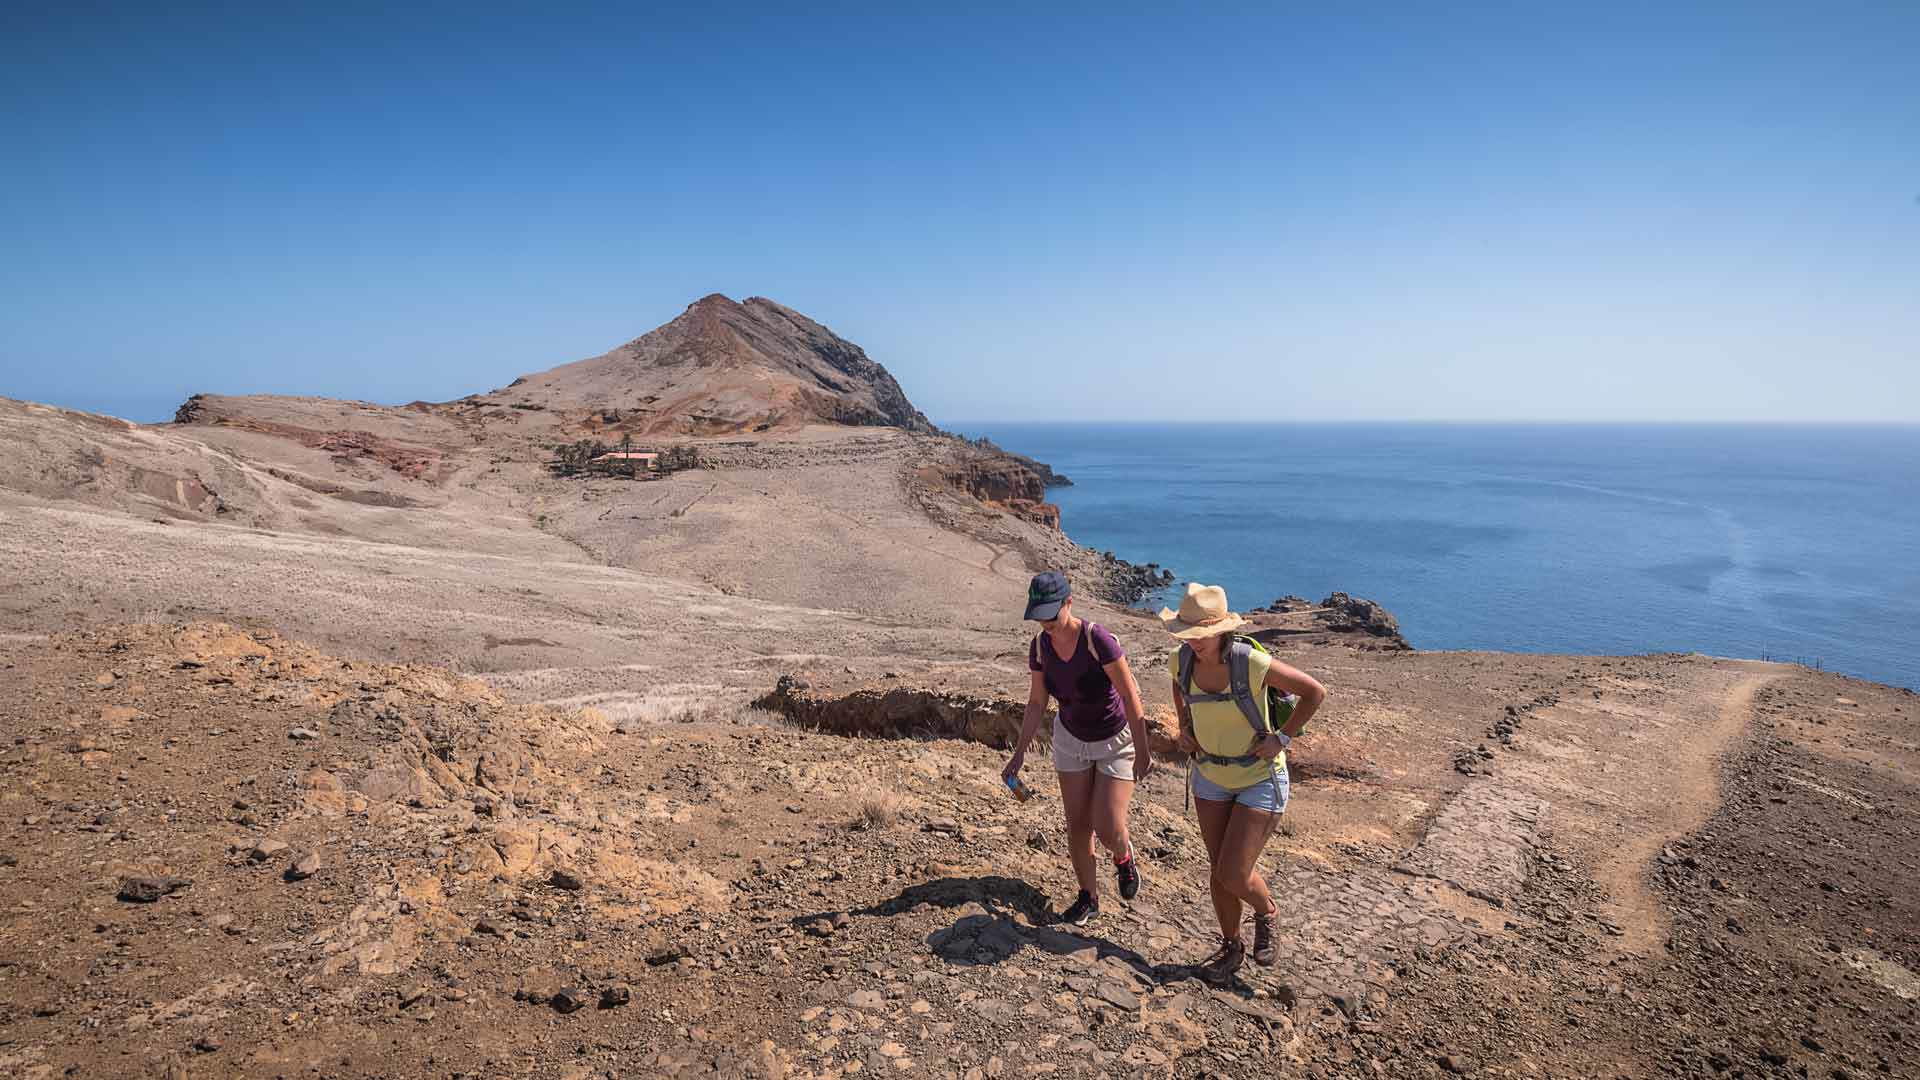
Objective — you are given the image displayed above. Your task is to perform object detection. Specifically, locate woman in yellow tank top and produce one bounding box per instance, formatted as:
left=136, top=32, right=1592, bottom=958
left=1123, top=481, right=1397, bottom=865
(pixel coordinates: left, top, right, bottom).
left=1162, top=583, right=1326, bottom=985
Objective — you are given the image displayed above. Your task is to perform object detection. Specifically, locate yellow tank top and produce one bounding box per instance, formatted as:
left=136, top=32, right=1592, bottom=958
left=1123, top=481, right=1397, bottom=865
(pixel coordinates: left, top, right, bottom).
left=1169, top=647, right=1286, bottom=789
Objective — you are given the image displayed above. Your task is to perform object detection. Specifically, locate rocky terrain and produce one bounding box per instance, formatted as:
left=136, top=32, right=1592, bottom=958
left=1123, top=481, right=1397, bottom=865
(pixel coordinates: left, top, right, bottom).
left=5, top=622, right=1913, bottom=1080
left=1, top=296, right=1916, bottom=1078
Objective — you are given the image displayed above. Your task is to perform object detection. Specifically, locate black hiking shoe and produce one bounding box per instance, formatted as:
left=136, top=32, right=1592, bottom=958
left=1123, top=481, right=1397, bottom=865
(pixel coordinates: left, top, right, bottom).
left=1059, top=890, right=1100, bottom=927
left=1115, top=846, right=1140, bottom=902
left=1198, top=937, right=1245, bottom=986
left=1251, top=904, right=1278, bottom=966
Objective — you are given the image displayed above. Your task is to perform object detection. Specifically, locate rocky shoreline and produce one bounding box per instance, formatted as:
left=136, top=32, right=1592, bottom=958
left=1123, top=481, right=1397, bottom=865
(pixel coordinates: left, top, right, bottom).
left=940, top=439, right=1405, bottom=650
left=1252, top=591, right=1410, bottom=649
left=1092, top=549, right=1176, bottom=607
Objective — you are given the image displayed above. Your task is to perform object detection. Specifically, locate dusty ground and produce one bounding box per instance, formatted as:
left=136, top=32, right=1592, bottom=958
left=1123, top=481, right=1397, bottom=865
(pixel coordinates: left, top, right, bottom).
left=3, top=625, right=1913, bottom=1080
left=0, top=393, right=1915, bottom=1079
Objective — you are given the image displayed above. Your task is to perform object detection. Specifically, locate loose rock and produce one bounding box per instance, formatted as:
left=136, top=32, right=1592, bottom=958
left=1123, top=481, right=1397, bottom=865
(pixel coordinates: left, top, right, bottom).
left=117, top=875, right=191, bottom=903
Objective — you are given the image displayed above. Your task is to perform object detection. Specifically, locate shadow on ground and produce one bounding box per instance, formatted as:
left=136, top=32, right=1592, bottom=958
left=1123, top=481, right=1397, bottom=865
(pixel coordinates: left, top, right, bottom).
left=796, top=875, right=1270, bottom=996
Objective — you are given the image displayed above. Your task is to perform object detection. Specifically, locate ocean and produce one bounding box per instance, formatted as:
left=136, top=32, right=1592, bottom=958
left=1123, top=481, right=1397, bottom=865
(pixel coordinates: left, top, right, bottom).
left=958, top=423, right=1920, bottom=692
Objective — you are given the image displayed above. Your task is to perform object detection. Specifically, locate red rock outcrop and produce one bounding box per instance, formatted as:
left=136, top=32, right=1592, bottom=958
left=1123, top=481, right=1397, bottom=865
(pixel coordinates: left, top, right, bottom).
left=174, top=396, right=443, bottom=481
left=936, top=449, right=1062, bottom=531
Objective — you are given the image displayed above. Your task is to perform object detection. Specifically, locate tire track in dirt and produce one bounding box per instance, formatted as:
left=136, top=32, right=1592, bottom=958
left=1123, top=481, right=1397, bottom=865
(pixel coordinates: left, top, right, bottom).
left=1594, top=665, right=1785, bottom=953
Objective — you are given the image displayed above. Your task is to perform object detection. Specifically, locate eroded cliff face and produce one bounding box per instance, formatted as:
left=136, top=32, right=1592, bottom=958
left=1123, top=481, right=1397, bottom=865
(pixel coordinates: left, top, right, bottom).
left=173, top=394, right=447, bottom=482
left=754, top=676, right=1028, bottom=747
left=935, top=448, right=1061, bottom=530
left=753, top=674, right=1189, bottom=758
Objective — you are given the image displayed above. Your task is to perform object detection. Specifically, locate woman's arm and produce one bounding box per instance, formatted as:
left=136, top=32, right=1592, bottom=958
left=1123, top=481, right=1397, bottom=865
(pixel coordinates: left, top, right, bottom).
left=1171, top=680, right=1198, bottom=754
left=1003, top=670, right=1051, bottom=780
left=1264, top=659, right=1326, bottom=739
left=1103, top=655, right=1153, bottom=779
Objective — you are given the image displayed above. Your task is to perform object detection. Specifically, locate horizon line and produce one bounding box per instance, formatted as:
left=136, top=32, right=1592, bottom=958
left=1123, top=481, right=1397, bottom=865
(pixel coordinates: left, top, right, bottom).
left=9, top=392, right=1920, bottom=430
left=942, top=418, right=1920, bottom=428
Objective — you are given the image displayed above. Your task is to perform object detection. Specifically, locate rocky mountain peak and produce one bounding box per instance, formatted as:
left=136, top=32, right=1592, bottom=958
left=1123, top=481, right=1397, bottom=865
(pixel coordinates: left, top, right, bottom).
left=485, top=295, right=937, bottom=436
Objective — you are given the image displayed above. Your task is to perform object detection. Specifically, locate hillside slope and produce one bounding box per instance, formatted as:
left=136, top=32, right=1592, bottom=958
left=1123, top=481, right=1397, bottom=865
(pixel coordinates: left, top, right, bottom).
left=479, top=294, right=936, bottom=436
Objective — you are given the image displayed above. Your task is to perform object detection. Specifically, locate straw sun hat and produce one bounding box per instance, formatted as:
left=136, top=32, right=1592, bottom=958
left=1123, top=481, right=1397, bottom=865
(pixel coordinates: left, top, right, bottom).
left=1157, top=583, right=1249, bottom=640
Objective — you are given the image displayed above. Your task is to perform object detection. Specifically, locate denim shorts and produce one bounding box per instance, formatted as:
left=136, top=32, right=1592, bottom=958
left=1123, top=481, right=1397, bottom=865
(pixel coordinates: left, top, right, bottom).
left=1191, top=765, right=1289, bottom=814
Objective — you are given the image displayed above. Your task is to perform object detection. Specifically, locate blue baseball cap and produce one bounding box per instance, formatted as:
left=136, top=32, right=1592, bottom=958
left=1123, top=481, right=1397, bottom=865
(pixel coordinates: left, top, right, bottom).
left=1024, top=571, right=1071, bottom=621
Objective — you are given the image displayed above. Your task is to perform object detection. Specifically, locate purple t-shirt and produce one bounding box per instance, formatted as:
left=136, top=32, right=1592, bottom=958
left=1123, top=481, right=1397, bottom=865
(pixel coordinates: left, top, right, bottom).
left=1029, top=621, right=1127, bottom=742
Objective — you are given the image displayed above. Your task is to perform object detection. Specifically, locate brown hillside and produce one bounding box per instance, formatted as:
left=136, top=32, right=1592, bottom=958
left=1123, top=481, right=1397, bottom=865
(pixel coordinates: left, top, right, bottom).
left=479, top=294, right=937, bottom=436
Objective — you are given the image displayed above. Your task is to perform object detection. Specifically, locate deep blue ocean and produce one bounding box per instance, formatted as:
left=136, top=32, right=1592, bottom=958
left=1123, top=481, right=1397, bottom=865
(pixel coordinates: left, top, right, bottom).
left=959, top=423, right=1920, bottom=691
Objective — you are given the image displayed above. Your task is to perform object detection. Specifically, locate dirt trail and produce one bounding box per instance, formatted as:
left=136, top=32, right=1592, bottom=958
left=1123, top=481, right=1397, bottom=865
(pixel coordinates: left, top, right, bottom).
left=986, top=546, right=1023, bottom=581
left=1370, top=667, right=1920, bottom=1079
left=1592, top=665, right=1785, bottom=952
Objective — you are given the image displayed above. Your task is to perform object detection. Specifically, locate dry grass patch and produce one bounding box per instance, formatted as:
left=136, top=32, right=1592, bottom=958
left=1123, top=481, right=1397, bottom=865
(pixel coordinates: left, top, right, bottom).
left=581, top=697, right=787, bottom=729
left=854, top=791, right=907, bottom=831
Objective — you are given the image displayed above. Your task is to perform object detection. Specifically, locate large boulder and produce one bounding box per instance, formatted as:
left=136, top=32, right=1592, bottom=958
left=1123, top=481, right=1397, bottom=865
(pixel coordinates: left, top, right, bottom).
left=1319, top=592, right=1407, bottom=645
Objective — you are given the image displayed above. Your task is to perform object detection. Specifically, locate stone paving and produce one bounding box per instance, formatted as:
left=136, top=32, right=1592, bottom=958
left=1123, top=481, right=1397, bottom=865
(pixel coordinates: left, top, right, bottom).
left=1177, top=779, right=1550, bottom=1006
left=630, top=779, right=1556, bottom=1077
left=1394, top=779, right=1551, bottom=908
left=900, top=780, right=1543, bottom=1004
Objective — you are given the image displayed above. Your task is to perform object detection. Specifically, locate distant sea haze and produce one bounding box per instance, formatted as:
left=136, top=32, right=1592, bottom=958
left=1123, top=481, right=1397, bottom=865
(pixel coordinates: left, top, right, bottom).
left=959, top=422, right=1920, bottom=692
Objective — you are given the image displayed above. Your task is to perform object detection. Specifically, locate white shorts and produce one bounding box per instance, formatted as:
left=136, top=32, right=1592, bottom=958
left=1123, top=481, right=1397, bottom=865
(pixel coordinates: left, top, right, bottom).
left=1050, top=717, right=1136, bottom=781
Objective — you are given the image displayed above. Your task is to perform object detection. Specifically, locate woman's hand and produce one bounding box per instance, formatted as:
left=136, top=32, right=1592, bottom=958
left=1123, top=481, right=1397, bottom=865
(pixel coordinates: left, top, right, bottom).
left=1177, top=728, right=1199, bottom=755
left=1133, top=746, right=1153, bottom=782
left=1002, top=749, right=1026, bottom=781
left=1252, top=734, right=1285, bottom=760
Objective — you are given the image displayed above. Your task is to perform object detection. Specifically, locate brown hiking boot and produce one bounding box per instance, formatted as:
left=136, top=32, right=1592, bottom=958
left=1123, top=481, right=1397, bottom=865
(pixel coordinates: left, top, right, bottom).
left=1197, top=937, right=1245, bottom=986
left=1252, top=904, right=1278, bottom=966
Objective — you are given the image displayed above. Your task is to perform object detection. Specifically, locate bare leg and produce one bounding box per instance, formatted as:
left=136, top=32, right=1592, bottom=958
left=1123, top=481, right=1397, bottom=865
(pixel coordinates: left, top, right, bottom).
left=1056, top=768, right=1099, bottom=899
left=1087, top=770, right=1136, bottom=863
left=1214, top=804, right=1280, bottom=920
left=1194, top=796, right=1240, bottom=940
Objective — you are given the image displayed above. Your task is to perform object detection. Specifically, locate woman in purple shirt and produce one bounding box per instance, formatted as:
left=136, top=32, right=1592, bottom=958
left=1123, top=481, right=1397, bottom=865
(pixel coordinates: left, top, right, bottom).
left=1003, top=571, right=1153, bottom=926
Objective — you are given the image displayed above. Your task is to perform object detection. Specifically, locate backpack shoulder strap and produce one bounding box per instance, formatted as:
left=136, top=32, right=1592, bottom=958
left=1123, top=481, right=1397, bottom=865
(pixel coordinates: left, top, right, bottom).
left=1225, top=638, right=1268, bottom=735
left=1180, top=641, right=1242, bottom=706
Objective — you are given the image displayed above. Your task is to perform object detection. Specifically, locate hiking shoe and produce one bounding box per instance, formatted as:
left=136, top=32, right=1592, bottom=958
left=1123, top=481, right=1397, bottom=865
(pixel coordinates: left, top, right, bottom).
left=1115, top=845, right=1140, bottom=902
left=1251, top=904, right=1278, bottom=966
left=1059, top=890, right=1100, bottom=927
left=1198, top=937, right=1245, bottom=986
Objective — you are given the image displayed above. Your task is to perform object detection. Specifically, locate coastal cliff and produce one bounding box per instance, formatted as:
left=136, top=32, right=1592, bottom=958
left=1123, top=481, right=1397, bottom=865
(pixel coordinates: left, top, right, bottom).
left=936, top=446, right=1061, bottom=530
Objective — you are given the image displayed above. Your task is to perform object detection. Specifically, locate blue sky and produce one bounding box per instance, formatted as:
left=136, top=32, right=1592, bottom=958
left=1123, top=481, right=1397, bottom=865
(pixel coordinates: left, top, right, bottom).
left=3, top=3, right=1916, bottom=424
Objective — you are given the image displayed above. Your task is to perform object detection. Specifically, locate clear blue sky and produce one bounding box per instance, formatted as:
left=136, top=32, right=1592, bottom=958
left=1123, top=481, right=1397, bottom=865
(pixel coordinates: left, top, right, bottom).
left=3, top=3, right=1916, bottom=424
